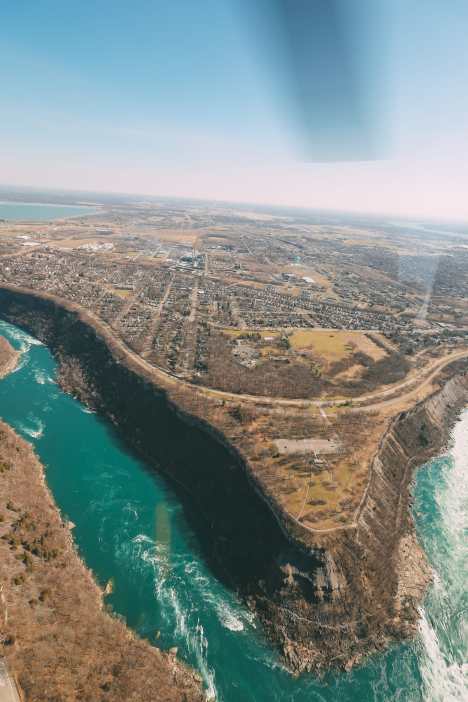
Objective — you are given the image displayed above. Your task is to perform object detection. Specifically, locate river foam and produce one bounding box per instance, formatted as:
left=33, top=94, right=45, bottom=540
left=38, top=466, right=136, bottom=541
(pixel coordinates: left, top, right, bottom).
left=132, top=534, right=219, bottom=700
left=33, top=368, right=55, bottom=385
left=17, top=417, right=45, bottom=439
left=0, top=320, right=43, bottom=354
left=417, top=413, right=468, bottom=702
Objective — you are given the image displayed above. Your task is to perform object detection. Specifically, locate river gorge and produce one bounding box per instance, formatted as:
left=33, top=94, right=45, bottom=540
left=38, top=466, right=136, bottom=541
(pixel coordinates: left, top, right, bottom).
left=0, top=318, right=466, bottom=701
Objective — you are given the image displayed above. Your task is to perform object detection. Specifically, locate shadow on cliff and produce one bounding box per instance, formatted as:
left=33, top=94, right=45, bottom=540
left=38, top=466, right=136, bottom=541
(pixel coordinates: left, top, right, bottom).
left=0, top=290, right=320, bottom=603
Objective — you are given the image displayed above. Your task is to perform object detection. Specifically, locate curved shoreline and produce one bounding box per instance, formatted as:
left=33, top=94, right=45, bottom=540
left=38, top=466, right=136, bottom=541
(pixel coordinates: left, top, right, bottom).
left=0, top=355, right=203, bottom=701
left=0, top=284, right=467, bottom=674
left=0, top=336, right=19, bottom=379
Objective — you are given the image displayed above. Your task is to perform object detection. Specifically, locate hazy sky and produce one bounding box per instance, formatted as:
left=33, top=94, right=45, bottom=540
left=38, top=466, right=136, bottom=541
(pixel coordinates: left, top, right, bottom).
left=1, top=1, right=467, bottom=220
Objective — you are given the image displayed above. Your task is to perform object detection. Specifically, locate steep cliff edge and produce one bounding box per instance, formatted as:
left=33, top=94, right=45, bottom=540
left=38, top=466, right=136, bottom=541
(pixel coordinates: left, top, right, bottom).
left=258, top=373, right=468, bottom=672
left=0, top=286, right=466, bottom=675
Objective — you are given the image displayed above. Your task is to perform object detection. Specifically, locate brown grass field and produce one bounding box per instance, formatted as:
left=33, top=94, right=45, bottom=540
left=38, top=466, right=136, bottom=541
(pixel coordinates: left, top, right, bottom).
left=289, top=329, right=387, bottom=362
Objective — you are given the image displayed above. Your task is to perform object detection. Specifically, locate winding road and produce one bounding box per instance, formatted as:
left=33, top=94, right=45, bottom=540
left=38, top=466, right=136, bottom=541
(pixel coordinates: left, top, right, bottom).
left=2, top=282, right=467, bottom=416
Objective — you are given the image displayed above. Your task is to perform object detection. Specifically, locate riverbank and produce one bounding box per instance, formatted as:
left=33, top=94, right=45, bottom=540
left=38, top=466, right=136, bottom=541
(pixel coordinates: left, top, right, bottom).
left=0, top=337, right=18, bottom=378
left=0, top=417, right=203, bottom=701
left=0, top=286, right=467, bottom=676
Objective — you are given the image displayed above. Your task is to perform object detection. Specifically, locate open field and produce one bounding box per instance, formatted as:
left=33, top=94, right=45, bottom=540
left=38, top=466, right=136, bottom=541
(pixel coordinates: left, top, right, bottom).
left=206, top=326, right=396, bottom=398
left=148, top=228, right=200, bottom=245
left=283, top=265, right=332, bottom=291
left=107, top=286, right=134, bottom=298
left=289, top=329, right=387, bottom=361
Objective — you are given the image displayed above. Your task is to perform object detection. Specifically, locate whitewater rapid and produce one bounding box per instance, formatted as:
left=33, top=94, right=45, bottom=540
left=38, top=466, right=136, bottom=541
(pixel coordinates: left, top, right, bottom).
left=416, top=413, right=468, bottom=702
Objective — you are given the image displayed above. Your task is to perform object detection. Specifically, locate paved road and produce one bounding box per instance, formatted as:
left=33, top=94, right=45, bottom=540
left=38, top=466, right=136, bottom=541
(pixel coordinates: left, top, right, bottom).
left=0, top=661, right=20, bottom=702
left=348, top=349, right=468, bottom=413
left=192, top=348, right=468, bottom=411
left=88, top=300, right=468, bottom=411
left=2, top=283, right=467, bottom=413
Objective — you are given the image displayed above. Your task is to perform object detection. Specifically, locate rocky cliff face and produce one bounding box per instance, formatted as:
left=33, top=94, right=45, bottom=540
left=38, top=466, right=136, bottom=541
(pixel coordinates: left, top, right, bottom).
left=0, top=288, right=305, bottom=603
left=1, top=286, right=466, bottom=674
left=264, top=373, right=467, bottom=673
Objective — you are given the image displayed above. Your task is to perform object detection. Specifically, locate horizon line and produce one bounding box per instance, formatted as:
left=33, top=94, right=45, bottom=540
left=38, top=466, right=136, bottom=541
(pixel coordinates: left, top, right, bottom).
left=1, top=181, right=468, bottom=228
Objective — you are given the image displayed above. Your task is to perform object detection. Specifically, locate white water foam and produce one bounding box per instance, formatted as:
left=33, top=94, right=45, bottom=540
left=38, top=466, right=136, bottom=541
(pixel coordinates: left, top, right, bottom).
left=418, top=609, right=468, bottom=702
left=418, top=413, right=468, bottom=701
left=190, top=621, right=217, bottom=701
left=132, top=533, right=154, bottom=546
left=0, top=321, right=45, bottom=377
left=131, top=534, right=219, bottom=700
left=32, top=368, right=56, bottom=385
left=17, top=417, right=45, bottom=439
left=183, top=559, right=256, bottom=633
left=214, top=603, right=245, bottom=633
left=0, top=321, right=43, bottom=354
left=33, top=369, right=46, bottom=384
left=9, top=354, right=28, bottom=374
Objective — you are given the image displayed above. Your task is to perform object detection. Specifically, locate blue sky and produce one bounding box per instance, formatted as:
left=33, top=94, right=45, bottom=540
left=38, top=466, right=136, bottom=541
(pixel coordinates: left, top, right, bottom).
left=1, top=1, right=467, bottom=220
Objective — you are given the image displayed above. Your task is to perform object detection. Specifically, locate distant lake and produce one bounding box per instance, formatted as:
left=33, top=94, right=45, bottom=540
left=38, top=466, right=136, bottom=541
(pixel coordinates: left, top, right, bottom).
left=0, top=200, right=98, bottom=221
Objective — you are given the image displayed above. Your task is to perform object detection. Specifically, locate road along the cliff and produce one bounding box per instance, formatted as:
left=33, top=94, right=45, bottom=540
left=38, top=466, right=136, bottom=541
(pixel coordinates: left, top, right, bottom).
left=1, top=282, right=467, bottom=414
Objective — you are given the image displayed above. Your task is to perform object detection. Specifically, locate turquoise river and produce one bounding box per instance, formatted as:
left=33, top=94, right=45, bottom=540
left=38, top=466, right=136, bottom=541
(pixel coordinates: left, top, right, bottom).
left=0, top=319, right=466, bottom=702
